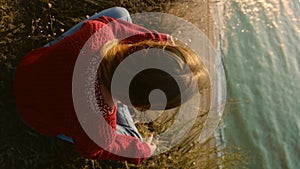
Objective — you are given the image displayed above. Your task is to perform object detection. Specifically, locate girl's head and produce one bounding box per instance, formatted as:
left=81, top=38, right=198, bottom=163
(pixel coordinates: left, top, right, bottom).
left=98, top=39, right=210, bottom=111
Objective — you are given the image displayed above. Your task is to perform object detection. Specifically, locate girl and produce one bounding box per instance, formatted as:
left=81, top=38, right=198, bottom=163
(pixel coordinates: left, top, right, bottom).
left=14, top=7, right=209, bottom=165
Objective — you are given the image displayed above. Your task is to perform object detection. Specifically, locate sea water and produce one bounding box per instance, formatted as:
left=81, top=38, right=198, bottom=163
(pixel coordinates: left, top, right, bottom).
left=222, top=0, right=300, bottom=168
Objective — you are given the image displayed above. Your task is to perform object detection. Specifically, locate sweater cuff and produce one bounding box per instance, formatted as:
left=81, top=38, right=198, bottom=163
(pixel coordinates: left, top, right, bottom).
left=140, top=142, right=152, bottom=159
left=161, top=33, right=169, bottom=42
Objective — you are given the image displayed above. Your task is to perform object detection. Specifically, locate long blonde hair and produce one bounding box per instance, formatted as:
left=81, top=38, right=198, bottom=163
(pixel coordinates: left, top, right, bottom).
left=98, top=39, right=210, bottom=110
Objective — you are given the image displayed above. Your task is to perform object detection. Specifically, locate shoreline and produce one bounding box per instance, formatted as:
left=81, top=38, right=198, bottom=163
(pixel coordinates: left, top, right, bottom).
left=211, top=0, right=226, bottom=148
left=210, top=0, right=227, bottom=162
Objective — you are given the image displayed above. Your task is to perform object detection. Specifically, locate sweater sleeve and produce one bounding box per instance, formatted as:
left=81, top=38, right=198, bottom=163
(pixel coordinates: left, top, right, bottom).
left=67, top=16, right=168, bottom=55
left=73, top=110, right=151, bottom=165
left=65, top=18, right=115, bottom=54
left=89, top=16, right=169, bottom=44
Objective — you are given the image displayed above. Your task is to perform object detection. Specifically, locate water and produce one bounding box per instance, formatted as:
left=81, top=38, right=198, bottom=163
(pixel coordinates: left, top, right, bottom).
left=222, top=0, right=300, bottom=168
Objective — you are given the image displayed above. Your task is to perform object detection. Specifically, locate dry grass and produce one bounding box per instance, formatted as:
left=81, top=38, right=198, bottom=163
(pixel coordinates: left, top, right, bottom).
left=0, top=0, right=245, bottom=168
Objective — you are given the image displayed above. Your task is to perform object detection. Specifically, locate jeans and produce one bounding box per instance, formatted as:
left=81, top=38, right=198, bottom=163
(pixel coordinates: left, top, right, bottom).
left=56, top=7, right=142, bottom=143
left=116, top=102, right=143, bottom=141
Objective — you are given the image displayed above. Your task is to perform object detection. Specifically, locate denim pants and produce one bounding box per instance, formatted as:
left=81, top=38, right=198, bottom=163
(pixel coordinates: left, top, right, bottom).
left=55, top=7, right=143, bottom=143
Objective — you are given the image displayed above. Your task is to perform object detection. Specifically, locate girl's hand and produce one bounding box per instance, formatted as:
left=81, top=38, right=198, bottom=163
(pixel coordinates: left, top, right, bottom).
left=168, top=35, right=175, bottom=45
left=145, top=134, right=157, bottom=155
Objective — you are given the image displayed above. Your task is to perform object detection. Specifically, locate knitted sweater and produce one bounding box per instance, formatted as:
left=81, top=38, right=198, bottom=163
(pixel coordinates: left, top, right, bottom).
left=14, top=16, right=167, bottom=165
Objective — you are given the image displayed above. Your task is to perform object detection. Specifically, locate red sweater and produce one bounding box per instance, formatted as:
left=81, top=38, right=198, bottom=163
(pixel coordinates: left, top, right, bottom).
left=14, top=16, right=167, bottom=165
